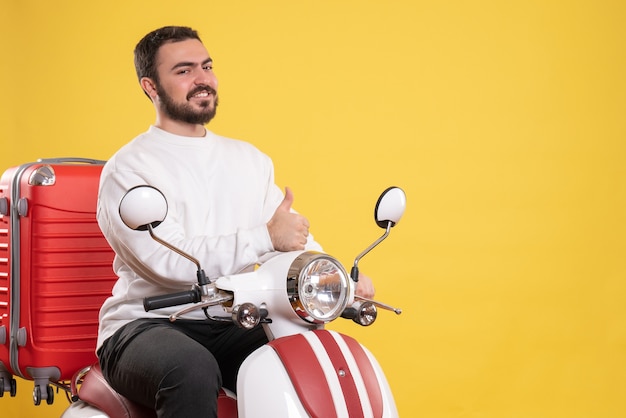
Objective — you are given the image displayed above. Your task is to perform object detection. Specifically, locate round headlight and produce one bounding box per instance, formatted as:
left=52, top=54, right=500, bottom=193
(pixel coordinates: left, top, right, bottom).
left=286, top=252, right=351, bottom=324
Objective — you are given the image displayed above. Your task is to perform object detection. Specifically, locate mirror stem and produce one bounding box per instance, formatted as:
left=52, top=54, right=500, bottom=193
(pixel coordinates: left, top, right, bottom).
left=350, top=221, right=392, bottom=282
left=147, top=225, right=210, bottom=285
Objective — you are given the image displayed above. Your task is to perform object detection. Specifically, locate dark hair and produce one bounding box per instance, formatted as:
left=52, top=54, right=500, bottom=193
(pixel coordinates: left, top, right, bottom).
left=134, top=26, right=202, bottom=82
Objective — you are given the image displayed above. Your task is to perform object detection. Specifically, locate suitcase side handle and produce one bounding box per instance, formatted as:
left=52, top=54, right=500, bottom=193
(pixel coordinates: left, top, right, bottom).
left=36, top=157, right=106, bottom=165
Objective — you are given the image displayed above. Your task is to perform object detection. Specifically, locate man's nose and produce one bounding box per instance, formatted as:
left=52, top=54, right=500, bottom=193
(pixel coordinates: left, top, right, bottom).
left=194, top=69, right=217, bottom=90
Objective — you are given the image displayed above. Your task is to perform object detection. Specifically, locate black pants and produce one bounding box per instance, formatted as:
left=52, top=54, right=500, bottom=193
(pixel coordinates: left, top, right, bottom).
left=98, top=318, right=268, bottom=418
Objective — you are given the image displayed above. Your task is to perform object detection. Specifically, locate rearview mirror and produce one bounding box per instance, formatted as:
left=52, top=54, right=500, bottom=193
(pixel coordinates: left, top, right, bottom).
left=374, top=186, right=406, bottom=228
left=118, top=185, right=168, bottom=231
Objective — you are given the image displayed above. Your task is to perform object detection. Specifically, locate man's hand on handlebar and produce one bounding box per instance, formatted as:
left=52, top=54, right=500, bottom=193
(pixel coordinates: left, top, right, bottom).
left=356, top=273, right=376, bottom=299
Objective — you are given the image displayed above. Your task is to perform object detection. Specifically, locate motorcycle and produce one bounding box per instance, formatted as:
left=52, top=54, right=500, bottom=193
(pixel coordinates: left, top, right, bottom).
left=61, top=185, right=406, bottom=418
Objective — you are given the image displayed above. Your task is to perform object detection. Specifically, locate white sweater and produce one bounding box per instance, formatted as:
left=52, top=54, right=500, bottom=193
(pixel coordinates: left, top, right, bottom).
left=96, top=126, right=321, bottom=349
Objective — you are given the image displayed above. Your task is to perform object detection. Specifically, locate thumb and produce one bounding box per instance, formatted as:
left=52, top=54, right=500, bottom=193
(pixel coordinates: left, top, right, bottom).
left=277, top=187, right=294, bottom=212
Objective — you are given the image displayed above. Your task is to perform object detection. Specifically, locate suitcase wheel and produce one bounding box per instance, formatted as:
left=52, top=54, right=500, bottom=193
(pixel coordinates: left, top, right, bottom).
left=33, top=383, right=54, bottom=405
left=0, top=376, right=17, bottom=397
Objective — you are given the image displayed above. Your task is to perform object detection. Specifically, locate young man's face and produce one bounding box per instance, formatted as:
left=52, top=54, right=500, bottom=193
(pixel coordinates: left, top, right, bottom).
left=152, top=38, right=219, bottom=125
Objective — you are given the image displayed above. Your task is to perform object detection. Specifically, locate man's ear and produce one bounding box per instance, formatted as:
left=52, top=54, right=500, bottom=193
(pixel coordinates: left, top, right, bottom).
left=140, top=77, right=158, bottom=100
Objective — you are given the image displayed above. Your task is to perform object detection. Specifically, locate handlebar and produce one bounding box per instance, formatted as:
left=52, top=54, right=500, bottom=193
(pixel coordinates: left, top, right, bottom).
left=143, top=288, right=202, bottom=311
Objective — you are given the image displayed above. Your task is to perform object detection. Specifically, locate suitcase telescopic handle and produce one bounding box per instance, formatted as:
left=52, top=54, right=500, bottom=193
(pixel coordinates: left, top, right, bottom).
left=143, top=288, right=202, bottom=312
left=37, top=157, right=107, bottom=165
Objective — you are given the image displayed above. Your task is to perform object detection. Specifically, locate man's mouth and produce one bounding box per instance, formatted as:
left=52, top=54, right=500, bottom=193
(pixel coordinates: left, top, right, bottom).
left=192, top=91, right=210, bottom=98
left=188, top=87, right=216, bottom=100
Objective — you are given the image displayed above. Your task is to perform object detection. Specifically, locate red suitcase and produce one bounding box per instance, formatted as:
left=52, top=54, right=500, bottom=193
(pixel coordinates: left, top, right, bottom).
left=0, top=158, right=117, bottom=405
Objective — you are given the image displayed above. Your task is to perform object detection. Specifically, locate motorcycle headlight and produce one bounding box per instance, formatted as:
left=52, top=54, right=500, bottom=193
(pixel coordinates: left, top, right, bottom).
left=286, top=252, right=351, bottom=324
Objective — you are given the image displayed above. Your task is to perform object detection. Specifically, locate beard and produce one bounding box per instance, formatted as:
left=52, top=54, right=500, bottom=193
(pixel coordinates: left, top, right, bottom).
left=157, top=82, right=219, bottom=125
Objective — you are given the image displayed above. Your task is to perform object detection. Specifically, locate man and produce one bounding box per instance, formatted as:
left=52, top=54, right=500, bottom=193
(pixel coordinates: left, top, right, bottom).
left=96, top=26, right=375, bottom=417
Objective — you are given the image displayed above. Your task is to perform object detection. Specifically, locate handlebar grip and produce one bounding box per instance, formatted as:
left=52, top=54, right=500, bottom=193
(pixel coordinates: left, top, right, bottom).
left=143, top=289, right=201, bottom=312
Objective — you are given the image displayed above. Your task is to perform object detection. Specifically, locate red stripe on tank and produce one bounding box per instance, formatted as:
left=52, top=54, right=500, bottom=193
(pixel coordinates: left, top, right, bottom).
left=314, top=330, right=365, bottom=418
left=340, top=333, right=384, bottom=418
left=268, top=333, right=337, bottom=418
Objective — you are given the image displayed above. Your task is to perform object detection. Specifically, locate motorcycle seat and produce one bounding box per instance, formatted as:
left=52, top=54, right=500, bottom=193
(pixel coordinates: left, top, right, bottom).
left=74, top=362, right=237, bottom=418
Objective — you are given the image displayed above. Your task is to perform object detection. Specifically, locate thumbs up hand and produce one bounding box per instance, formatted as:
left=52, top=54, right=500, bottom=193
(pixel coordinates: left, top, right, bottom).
left=267, top=187, right=310, bottom=251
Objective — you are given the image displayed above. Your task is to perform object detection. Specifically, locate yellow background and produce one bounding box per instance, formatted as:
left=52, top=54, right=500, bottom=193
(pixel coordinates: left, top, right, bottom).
left=2, top=0, right=625, bottom=417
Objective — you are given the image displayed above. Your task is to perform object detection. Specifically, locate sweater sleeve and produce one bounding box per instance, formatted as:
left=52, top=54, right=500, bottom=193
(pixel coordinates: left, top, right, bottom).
left=97, top=129, right=323, bottom=290
left=101, top=183, right=277, bottom=290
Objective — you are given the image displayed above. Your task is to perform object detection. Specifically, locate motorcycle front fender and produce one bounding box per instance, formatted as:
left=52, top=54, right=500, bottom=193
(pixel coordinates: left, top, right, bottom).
left=237, top=329, right=398, bottom=418
left=61, top=400, right=109, bottom=418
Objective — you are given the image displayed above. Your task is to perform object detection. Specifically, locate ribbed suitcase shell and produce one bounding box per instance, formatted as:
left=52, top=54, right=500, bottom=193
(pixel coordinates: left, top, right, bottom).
left=0, top=158, right=116, bottom=404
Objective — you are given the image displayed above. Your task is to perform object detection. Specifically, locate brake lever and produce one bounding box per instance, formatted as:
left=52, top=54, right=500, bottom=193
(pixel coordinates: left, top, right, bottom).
left=354, top=295, right=402, bottom=315
left=169, top=291, right=234, bottom=322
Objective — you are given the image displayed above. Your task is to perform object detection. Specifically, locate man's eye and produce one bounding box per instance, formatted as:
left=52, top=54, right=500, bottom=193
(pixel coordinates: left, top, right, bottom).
left=203, top=65, right=213, bottom=71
